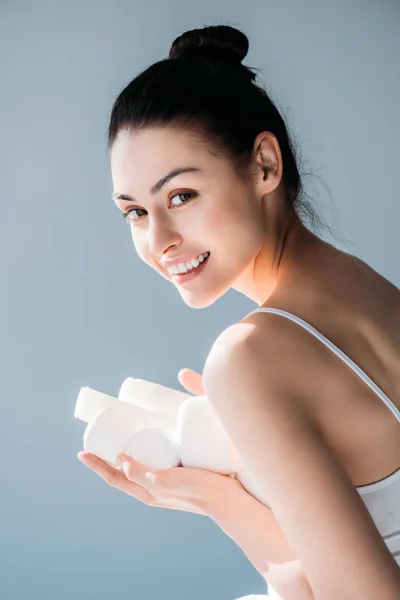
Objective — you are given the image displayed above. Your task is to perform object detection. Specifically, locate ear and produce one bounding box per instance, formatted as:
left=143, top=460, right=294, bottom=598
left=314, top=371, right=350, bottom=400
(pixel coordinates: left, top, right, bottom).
left=251, top=131, right=283, bottom=196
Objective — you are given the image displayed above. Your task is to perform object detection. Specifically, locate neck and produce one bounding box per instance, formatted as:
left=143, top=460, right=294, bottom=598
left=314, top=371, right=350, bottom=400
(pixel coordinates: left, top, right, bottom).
left=250, top=212, right=320, bottom=305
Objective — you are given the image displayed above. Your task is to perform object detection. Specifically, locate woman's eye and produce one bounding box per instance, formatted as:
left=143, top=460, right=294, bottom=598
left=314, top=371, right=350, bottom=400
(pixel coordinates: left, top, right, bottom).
left=170, top=192, right=194, bottom=207
left=121, top=192, right=196, bottom=223
left=121, top=207, right=145, bottom=222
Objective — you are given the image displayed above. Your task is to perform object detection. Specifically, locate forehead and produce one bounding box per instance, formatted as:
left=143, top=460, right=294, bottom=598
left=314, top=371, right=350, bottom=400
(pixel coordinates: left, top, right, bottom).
left=110, top=127, right=205, bottom=175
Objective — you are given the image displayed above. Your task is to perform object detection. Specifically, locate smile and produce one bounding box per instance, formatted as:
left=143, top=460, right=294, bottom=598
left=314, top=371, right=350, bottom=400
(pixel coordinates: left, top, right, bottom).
left=167, top=252, right=210, bottom=283
left=165, top=252, right=210, bottom=276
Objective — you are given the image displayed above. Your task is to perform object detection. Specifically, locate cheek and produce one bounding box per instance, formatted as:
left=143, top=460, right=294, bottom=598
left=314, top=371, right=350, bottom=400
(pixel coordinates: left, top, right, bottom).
left=211, top=204, right=260, bottom=247
left=211, top=204, right=265, bottom=275
left=129, top=229, right=148, bottom=263
left=130, top=230, right=168, bottom=277
left=130, top=229, right=140, bottom=253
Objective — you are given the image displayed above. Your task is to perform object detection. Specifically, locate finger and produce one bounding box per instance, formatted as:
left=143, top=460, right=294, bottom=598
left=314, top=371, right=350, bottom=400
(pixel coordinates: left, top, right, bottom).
left=178, top=368, right=205, bottom=396
left=118, top=454, right=209, bottom=514
left=78, top=452, right=154, bottom=504
left=117, top=453, right=165, bottom=490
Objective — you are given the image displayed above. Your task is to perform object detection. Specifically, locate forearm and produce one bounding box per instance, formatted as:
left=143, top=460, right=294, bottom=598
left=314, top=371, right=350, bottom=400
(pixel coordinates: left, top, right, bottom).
left=207, top=483, right=315, bottom=600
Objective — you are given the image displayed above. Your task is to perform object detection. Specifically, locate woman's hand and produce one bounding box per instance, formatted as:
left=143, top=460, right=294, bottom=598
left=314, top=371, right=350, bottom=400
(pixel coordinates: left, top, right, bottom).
left=77, top=367, right=242, bottom=516
left=77, top=450, right=240, bottom=515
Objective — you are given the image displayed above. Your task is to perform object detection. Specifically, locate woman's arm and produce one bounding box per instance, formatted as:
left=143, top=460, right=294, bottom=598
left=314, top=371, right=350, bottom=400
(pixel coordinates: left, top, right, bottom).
left=203, top=322, right=400, bottom=600
left=178, top=368, right=314, bottom=599
left=207, top=478, right=315, bottom=600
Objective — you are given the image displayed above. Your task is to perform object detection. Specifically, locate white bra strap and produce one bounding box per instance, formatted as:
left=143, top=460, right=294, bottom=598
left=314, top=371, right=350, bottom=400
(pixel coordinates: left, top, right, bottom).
left=247, top=307, right=400, bottom=423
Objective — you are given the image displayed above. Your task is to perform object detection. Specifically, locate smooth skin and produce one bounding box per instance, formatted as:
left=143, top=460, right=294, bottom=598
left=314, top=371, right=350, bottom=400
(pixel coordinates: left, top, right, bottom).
left=79, top=126, right=400, bottom=599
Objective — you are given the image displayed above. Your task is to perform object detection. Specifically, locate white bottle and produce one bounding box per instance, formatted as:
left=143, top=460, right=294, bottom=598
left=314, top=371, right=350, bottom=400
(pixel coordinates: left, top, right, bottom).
left=75, top=377, right=271, bottom=507
left=75, top=383, right=182, bottom=469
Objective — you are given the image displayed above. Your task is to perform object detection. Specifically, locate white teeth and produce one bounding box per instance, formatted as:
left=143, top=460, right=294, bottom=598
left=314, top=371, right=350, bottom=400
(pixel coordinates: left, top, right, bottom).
left=166, top=252, right=210, bottom=275
left=177, top=263, right=186, bottom=273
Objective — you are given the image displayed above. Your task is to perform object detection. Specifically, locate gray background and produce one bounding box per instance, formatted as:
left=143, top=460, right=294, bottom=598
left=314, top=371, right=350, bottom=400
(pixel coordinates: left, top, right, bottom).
left=1, top=1, right=399, bottom=598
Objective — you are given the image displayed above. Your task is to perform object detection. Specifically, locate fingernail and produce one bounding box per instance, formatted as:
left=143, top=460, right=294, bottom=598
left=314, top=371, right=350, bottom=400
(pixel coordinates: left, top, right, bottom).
left=78, top=452, right=93, bottom=462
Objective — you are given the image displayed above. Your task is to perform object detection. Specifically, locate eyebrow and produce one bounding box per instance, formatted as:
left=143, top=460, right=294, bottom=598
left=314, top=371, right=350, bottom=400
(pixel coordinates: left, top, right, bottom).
left=112, top=167, right=203, bottom=203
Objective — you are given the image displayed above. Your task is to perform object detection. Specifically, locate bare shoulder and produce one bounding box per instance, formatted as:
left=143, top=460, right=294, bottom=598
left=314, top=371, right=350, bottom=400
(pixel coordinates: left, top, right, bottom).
left=204, top=309, right=302, bottom=361
left=203, top=309, right=327, bottom=419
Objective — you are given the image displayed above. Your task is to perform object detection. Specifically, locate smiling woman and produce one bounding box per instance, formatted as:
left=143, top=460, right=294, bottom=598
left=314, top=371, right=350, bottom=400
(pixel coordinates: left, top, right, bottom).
left=82, top=22, right=400, bottom=600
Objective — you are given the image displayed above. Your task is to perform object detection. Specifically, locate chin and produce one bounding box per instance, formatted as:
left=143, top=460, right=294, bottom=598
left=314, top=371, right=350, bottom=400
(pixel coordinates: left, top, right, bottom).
left=176, top=281, right=233, bottom=309
left=166, top=258, right=251, bottom=308
left=180, top=296, right=217, bottom=309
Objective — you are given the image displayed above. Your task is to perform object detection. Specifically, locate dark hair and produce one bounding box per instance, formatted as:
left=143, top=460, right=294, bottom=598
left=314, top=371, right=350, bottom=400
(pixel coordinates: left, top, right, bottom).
left=107, top=24, right=326, bottom=232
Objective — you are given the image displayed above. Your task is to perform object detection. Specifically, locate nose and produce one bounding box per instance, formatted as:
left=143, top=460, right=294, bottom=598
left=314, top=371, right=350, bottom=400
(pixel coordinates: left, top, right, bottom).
left=147, top=213, right=182, bottom=258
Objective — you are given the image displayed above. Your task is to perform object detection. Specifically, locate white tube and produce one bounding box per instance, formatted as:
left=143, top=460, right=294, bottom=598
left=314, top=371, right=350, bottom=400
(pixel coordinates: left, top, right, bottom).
left=75, top=386, right=121, bottom=423
left=75, top=386, right=177, bottom=433
left=83, top=406, right=134, bottom=466
left=83, top=405, right=181, bottom=470
left=124, top=428, right=181, bottom=470
left=119, top=377, right=192, bottom=413
left=76, top=378, right=268, bottom=509
left=177, top=396, right=237, bottom=474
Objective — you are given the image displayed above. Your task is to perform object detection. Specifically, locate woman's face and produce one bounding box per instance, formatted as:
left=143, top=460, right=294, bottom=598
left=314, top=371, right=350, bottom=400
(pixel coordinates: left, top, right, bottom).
left=110, top=126, right=269, bottom=308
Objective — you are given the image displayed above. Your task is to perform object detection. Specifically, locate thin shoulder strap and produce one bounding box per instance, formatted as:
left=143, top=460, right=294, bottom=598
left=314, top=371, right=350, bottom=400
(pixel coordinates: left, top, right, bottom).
left=247, top=307, right=400, bottom=423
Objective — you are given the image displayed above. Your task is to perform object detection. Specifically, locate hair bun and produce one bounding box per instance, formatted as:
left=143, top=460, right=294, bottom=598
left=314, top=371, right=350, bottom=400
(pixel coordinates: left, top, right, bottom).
left=169, top=25, right=249, bottom=64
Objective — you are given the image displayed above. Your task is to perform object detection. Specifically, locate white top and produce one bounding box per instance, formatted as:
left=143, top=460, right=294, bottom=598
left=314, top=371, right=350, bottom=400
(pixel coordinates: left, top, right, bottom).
left=247, top=307, right=400, bottom=566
